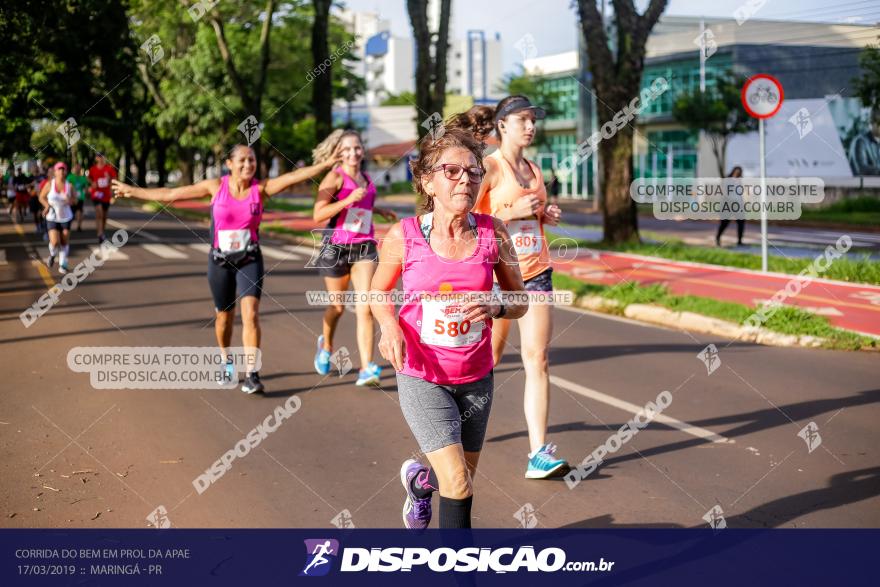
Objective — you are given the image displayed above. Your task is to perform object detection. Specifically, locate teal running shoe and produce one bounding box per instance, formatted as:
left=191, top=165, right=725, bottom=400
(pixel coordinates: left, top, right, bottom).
left=525, top=443, right=568, bottom=479
left=355, top=362, right=381, bottom=386
left=314, top=335, right=331, bottom=375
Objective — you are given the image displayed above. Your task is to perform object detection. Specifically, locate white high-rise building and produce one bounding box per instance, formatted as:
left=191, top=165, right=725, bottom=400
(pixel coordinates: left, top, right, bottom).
left=340, top=8, right=503, bottom=105
left=446, top=31, right=503, bottom=102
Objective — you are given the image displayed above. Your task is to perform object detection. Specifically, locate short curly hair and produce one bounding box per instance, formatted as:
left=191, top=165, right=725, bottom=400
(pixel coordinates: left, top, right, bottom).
left=409, top=127, right=485, bottom=212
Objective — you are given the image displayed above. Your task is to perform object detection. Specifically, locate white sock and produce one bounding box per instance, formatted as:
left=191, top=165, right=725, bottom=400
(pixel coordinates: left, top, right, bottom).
left=59, top=244, right=69, bottom=265
left=48, top=243, right=57, bottom=257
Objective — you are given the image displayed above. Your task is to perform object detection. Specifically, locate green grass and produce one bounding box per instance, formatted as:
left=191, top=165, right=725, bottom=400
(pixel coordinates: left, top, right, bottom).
left=552, top=273, right=876, bottom=351
left=263, top=199, right=313, bottom=214
left=800, top=196, right=880, bottom=227
left=546, top=230, right=880, bottom=286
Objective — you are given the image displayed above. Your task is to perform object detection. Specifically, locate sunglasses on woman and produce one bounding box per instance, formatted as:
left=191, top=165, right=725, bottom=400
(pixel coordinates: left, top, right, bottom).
left=431, top=163, right=484, bottom=183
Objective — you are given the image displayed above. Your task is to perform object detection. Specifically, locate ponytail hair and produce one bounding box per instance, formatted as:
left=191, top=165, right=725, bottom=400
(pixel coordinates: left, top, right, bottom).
left=445, top=106, right=495, bottom=143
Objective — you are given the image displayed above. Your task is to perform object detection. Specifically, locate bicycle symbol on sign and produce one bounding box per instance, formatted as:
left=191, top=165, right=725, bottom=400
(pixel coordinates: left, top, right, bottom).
left=749, top=84, right=778, bottom=105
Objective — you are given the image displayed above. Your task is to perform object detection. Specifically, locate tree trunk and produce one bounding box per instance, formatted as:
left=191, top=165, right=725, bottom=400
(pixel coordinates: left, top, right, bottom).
left=123, top=139, right=135, bottom=184
left=155, top=137, right=167, bottom=187
left=312, top=0, right=333, bottom=140
left=600, top=126, right=639, bottom=244
left=136, top=128, right=152, bottom=187
left=407, top=0, right=452, bottom=141
left=180, top=147, right=195, bottom=186
left=576, top=0, right=667, bottom=245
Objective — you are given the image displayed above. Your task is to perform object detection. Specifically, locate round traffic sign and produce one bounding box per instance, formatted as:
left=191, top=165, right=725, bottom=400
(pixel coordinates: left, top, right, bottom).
left=741, top=74, right=784, bottom=119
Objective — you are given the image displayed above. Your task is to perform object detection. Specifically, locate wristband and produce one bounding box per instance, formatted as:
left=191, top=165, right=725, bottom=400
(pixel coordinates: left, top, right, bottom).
left=494, top=304, right=506, bottom=319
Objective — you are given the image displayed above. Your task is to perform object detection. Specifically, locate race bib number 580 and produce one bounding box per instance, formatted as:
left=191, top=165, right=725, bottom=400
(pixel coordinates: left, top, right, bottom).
left=420, top=298, right=484, bottom=348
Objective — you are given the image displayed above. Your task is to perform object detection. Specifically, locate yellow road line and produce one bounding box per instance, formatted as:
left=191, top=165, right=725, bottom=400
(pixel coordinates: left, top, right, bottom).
left=11, top=222, right=55, bottom=289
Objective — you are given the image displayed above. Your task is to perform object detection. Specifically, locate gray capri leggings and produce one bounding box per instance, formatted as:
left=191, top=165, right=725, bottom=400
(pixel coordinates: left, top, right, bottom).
left=396, top=371, right=494, bottom=454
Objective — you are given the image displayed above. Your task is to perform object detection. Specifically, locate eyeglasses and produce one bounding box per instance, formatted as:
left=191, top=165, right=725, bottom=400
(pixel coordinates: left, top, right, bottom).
left=431, top=163, right=484, bottom=183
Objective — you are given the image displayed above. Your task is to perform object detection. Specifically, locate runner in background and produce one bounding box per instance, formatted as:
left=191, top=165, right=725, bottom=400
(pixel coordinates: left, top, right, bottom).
left=31, top=162, right=48, bottom=238
left=39, top=162, right=75, bottom=273
left=88, top=154, right=117, bottom=244
left=311, top=129, right=397, bottom=386
left=469, top=95, right=569, bottom=479
left=113, top=144, right=340, bottom=394
left=371, top=127, right=527, bottom=528
left=12, top=167, right=31, bottom=223
left=67, top=163, right=90, bottom=232
left=4, top=166, right=15, bottom=217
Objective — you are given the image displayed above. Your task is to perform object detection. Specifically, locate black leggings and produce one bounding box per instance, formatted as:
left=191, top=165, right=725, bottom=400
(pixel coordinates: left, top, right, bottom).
left=717, top=219, right=745, bottom=243
left=207, top=251, right=264, bottom=311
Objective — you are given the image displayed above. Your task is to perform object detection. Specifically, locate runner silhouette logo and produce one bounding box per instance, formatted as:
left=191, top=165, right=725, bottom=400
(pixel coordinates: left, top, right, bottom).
left=300, top=539, right=339, bottom=577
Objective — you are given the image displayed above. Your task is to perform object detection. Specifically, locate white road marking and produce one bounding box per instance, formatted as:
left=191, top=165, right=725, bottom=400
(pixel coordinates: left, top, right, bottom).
left=642, top=263, right=689, bottom=274
left=549, top=374, right=733, bottom=444
left=189, top=243, right=212, bottom=254
left=107, top=218, right=160, bottom=241
left=141, top=243, right=188, bottom=259
left=284, top=244, right=319, bottom=257
left=89, top=246, right=129, bottom=261
left=260, top=245, right=302, bottom=261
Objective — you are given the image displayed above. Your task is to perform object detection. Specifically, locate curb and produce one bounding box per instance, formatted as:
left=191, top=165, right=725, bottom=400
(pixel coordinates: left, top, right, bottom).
left=572, top=295, right=828, bottom=349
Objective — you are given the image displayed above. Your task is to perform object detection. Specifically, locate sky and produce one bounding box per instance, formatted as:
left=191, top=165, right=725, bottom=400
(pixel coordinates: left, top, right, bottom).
left=338, top=0, right=880, bottom=75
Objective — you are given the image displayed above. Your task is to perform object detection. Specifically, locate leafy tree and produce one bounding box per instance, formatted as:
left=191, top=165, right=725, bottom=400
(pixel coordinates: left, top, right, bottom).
left=381, top=91, right=417, bottom=106
left=672, top=73, right=756, bottom=176
left=853, top=36, right=880, bottom=115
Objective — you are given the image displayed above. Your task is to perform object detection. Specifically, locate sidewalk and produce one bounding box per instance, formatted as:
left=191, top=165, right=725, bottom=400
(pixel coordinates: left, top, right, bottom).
left=164, top=200, right=880, bottom=337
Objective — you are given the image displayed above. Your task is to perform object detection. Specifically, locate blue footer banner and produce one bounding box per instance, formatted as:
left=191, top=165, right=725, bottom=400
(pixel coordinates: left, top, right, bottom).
left=1, top=529, right=876, bottom=585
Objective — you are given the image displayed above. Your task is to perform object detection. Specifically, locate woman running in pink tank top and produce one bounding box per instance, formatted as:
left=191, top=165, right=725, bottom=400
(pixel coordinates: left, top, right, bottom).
left=371, top=128, right=528, bottom=529
left=311, top=129, right=397, bottom=386
left=113, top=144, right=339, bottom=395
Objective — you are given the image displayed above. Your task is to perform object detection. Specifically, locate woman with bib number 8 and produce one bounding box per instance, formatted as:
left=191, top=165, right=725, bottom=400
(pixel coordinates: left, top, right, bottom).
left=370, top=128, right=528, bottom=529
left=113, top=144, right=339, bottom=395
left=312, top=129, right=397, bottom=387
left=470, top=95, right=569, bottom=479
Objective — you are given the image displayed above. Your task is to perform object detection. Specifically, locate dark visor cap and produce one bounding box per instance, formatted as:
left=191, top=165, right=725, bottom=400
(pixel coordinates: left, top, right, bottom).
left=494, top=97, right=546, bottom=122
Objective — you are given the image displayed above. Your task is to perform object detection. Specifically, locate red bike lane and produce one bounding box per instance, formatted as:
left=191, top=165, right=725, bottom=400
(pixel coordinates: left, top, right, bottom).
left=169, top=202, right=880, bottom=337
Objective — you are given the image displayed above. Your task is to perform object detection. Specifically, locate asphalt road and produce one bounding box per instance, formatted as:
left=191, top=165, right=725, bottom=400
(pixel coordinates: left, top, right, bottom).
left=0, top=206, right=878, bottom=529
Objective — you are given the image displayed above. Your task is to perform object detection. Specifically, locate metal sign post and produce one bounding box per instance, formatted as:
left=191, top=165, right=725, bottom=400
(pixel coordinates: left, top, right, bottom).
left=759, top=118, right=767, bottom=271
left=741, top=74, right=784, bottom=273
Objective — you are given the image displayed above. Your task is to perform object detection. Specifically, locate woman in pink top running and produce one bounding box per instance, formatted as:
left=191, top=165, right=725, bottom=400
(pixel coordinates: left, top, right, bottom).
left=312, top=129, right=397, bottom=386
left=113, top=144, right=339, bottom=394
left=371, top=128, right=528, bottom=529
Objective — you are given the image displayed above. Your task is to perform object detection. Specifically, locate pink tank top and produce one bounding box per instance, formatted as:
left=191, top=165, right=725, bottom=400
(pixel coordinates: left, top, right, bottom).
left=328, top=166, right=376, bottom=245
left=211, top=176, right=262, bottom=249
left=398, top=213, right=498, bottom=385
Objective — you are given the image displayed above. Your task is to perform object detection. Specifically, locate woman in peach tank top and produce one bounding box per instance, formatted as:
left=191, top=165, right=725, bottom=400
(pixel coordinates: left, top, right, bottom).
left=470, top=95, right=569, bottom=479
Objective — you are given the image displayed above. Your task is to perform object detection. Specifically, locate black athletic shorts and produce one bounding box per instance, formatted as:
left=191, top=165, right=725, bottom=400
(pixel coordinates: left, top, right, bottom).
left=315, top=240, right=378, bottom=277
left=92, top=199, right=110, bottom=211
left=207, top=250, right=264, bottom=311
left=46, top=220, right=72, bottom=232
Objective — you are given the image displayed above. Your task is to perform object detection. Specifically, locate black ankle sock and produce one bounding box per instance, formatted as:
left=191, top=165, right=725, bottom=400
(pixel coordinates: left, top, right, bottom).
left=439, top=495, right=472, bottom=529
left=410, top=467, right=439, bottom=499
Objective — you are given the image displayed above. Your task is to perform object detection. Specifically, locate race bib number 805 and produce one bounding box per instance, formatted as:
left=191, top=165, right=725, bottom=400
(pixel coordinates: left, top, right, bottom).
left=507, top=220, right=542, bottom=255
